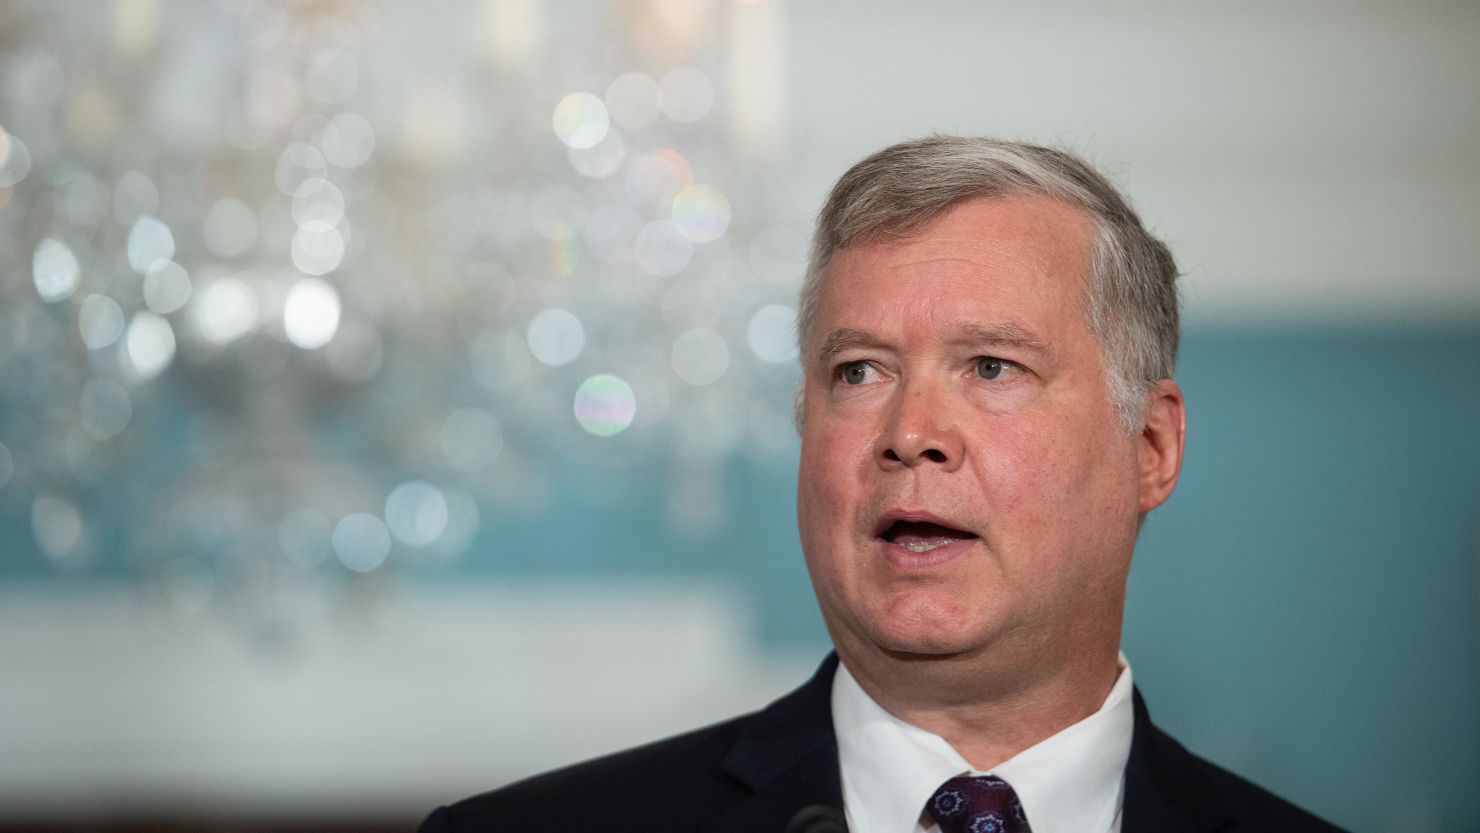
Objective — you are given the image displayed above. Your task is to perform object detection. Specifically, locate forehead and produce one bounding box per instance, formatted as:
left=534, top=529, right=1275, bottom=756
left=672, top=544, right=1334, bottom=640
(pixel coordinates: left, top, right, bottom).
left=814, top=196, right=1096, bottom=332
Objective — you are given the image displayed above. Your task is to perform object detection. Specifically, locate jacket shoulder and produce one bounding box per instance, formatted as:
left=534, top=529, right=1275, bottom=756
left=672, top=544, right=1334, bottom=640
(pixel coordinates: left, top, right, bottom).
left=419, top=713, right=754, bottom=832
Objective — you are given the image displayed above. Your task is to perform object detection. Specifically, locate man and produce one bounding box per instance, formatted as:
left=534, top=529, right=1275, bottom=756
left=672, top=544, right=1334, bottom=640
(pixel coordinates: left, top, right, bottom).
left=420, top=137, right=1347, bottom=832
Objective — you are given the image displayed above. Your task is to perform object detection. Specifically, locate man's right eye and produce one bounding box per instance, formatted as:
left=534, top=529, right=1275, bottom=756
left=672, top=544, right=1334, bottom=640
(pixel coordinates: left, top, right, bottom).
left=839, top=361, right=876, bottom=385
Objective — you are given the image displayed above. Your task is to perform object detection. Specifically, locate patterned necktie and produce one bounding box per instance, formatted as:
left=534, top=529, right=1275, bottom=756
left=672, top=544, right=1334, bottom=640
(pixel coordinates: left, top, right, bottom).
left=926, top=775, right=1032, bottom=833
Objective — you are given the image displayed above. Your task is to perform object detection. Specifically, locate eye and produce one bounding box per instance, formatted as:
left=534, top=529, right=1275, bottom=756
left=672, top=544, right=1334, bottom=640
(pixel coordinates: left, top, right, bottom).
left=976, top=356, right=1008, bottom=380
left=839, top=360, right=878, bottom=385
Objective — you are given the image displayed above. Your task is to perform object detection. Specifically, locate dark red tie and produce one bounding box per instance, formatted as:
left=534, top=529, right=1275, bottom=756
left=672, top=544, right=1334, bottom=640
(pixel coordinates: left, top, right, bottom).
left=926, top=775, right=1032, bottom=833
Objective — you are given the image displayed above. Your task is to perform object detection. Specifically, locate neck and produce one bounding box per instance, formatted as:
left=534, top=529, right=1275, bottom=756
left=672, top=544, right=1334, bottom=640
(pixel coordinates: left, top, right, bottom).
left=840, top=641, right=1122, bottom=771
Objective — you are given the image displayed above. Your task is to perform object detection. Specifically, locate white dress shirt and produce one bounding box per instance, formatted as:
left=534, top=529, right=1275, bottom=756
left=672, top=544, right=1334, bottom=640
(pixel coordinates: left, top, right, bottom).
left=832, top=656, right=1135, bottom=833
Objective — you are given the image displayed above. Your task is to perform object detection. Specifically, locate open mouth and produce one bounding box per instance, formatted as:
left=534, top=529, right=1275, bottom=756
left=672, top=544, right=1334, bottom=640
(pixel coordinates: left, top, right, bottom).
left=877, top=520, right=979, bottom=554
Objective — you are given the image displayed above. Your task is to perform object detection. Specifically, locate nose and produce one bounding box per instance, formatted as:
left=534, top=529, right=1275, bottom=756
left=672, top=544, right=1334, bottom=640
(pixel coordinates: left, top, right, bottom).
left=875, top=379, right=964, bottom=472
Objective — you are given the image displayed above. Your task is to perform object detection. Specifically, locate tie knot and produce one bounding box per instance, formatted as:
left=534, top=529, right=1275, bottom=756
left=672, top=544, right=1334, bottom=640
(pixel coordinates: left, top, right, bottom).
left=927, top=776, right=1031, bottom=833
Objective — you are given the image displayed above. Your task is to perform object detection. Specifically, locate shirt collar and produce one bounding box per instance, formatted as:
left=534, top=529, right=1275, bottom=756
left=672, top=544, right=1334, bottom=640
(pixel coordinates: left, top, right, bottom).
left=832, top=655, right=1135, bottom=833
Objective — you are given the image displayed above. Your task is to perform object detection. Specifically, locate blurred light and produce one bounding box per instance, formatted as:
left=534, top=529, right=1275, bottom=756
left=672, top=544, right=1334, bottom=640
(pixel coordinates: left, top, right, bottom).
left=671, top=328, right=730, bottom=386
left=78, top=294, right=126, bottom=349
left=62, top=172, right=109, bottom=226
left=113, top=0, right=159, bottom=53
left=659, top=67, right=714, bottom=124
left=305, top=50, right=360, bottom=104
left=635, top=220, right=693, bottom=277
left=321, top=112, right=375, bottom=168
left=440, top=408, right=503, bottom=470
left=323, top=317, right=384, bottom=383
left=573, top=374, right=637, bottom=437
left=747, top=303, right=799, bottom=363
left=112, top=171, right=159, bottom=224
left=127, top=214, right=175, bottom=273
left=191, top=277, right=258, bottom=345
left=291, top=178, right=346, bottom=228
left=79, top=376, right=132, bottom=441
left=274, top=142, right=327, bottom=195
left=583, top=203, right=641, bottom=263
left=526, top=308, right=585, bottom=366
left=401, top=82, right=466, bottom=164
left=0, top=443, right=12, bottom=491
left=471, top=330, right=532, bottom=390
left=547, top=226, right=580, bottom=277
left=282, top=278, right=341, bottom=350
left=143, top=260, right=192, bottom=314
left=568, top=130, right=625, bottom=178
left=33, top=237, right=80, bottom=302
left=332, top=512, right=390, bottom=572
left=605, top=73, right=661, bottom=129
left=552, top=92, right=610, bottom=149
left=8, top=52, right=64, bottom=106
left=32, top=494, right=83, bottom=564
left=0, top=129, right=30, bottom=187
left=624, top=149, right=691, bottom=210
left=202, top=198, right=260, bottom=258
left=477, top=0, right=543, bottom=69
left=385, top=481, right=449, bottom=548
left=749, top=224, right=807, bottom=285
left=428, top=488, right=480, bottom=558
left=672, top=184, right=731, bottom=243
left=290, top=222, right=346, bottom=275
left=529, top=184, right=586, bottom=239
left=280, top=508, right=333, bottom=569
left=125, top=312, right=176, bottom=380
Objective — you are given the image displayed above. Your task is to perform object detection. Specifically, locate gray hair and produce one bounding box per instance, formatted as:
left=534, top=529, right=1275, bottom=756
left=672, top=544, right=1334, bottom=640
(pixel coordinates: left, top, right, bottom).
left=797, top=135, right=1180, bottom=431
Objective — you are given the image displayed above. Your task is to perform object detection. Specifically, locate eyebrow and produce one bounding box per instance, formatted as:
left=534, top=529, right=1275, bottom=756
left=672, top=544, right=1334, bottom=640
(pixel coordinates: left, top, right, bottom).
left=815, top=322, right=1054, bottom=366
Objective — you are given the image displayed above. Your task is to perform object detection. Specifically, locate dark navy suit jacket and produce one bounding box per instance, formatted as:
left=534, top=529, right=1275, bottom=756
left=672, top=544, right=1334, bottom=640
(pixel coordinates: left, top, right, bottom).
left=419, top=655, right=1348, bottom=832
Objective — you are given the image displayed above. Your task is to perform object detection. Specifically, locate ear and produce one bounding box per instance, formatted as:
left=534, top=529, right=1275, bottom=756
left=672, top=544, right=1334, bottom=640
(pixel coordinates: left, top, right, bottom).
left=1137, top=379, right=1186, bottom=513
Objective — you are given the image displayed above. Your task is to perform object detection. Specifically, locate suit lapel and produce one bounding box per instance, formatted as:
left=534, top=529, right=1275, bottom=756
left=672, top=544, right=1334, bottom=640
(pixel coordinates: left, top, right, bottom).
left=1121, top=687, right=1235, bottom=833
left=701, top=654, right=844, bottom=833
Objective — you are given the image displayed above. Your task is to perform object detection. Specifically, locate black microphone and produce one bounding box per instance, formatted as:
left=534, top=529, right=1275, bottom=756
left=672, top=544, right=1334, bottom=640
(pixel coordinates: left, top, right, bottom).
left=786, top=805, right=848, bottom=833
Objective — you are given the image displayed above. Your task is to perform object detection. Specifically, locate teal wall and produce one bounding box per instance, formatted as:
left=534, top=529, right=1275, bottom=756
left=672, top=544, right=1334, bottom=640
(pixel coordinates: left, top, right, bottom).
left=2, top=326, right=1477, bottom=831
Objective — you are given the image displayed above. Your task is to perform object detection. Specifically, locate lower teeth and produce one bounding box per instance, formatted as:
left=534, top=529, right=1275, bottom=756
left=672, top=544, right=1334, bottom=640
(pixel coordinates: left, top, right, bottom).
left=905, top=542, right=938, bottom=553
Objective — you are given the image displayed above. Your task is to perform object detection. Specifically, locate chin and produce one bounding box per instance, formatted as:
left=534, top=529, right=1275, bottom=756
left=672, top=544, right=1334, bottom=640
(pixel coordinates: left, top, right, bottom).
left=866, top=591, right=993, bottom=657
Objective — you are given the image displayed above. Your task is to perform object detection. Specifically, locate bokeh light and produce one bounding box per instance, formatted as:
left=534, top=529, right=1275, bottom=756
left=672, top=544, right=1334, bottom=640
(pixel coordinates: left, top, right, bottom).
left=279, top=509, right=333, bottom=569
left=573, top=374, right=638, bottom=437
left=659, top=67, right=714, bottom=124
left=332, top=512, right=391, bottom=572
left=635, top=220, right=693, bottom=276
left=552, top=92, right=610, bottom=150
left=202, top=199, right=260, bottom=258
left=440, top=408, right=503, bottom=470
left=127, top=215, right=175, bottom=273
left=79, top=377, right=132, bottom=441
left=384, top=481, right=449, bottom=548
left=746, top=304, right=799, bottom=364
left=32, top=494, right=84, bottom=564
left=526, top=308, right=586, bottom=367
left=190, top=277, right=259, bottom=345
left=282, top=277, right=341, bottom=350
left=125, top=312, right=177, bottom=381
left=672, top=184, right=731, bottom=243
left=143, top=260, right=192, bottom=314
left=78, top=295, right=125, bottom=350
left=605, top=72, right=661, bottom=129
left=321, top=112, right=375, bottom=168
left=670, top=328, right=730, bottom=386
left=32, top=237, right=80, bottom=302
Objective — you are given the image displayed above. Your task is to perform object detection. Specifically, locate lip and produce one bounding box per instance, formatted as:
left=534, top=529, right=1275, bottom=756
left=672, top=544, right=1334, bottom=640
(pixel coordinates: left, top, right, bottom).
left=871, top=508, right=975, bottom=538
left=879, top=536, right=977, bottom=571
left=873, top=507, right=979, bottom=572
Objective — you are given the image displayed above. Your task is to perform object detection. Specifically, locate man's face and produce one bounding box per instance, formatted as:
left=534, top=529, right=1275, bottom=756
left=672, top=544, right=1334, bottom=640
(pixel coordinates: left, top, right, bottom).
left=797, top=196, right=1163, bottom=677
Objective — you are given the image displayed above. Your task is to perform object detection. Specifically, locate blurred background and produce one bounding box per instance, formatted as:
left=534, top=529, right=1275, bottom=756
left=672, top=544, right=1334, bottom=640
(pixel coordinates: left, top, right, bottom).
left=1, top=1, right=1477, bottom=831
